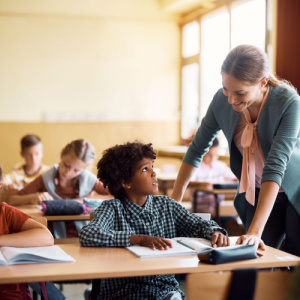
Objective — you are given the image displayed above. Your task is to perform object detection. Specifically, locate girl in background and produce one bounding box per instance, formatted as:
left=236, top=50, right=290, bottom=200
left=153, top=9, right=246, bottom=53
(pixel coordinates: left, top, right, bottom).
left=8, top=139, right=110, bottom=237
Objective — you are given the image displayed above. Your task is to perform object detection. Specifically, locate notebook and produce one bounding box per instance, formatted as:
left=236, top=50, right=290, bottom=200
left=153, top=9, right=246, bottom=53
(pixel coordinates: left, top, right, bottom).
left=126, top=237, right=246, bottom=258
left=0, top=245, right=75, bottom=265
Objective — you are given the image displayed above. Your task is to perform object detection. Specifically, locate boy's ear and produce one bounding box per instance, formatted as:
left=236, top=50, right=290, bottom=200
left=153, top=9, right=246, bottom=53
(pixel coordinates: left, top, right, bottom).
left=121, top=181, right=131, bottom=189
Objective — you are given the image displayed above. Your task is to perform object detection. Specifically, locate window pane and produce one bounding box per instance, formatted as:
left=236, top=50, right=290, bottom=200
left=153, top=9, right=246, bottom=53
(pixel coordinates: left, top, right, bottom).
left=182, top=21, right=200, bottom=58
left=231, top=0, right=266, bottom=49
left=200, top=8, right=230, bottom=120
left=181, top=63, right=199, bottom=139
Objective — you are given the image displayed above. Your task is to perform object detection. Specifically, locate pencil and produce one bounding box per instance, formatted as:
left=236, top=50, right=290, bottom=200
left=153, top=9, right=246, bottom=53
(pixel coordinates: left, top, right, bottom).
left=177, top=240, right=195, bottom=250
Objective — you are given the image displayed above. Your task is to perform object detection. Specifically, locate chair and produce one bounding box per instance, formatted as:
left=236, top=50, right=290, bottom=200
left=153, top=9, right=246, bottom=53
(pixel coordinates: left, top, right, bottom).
left=90, top=211, right=95, bottom=221
left=186, top=269, right=292, bottom=300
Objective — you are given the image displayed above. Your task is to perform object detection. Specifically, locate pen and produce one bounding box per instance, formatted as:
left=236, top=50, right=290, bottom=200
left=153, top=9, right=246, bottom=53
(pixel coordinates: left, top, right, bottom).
left=177, top=240, right=195, bottom=250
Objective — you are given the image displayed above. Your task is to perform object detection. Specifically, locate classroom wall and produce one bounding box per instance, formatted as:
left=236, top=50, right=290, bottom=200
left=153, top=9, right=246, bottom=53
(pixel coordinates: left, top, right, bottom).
left=0, top=121, right=181, bottom=175
left=276, top=0, right=300, bottom=92
left=0, top=0, right=182, bottom=174
left=0, top=0, right=180, bottom=122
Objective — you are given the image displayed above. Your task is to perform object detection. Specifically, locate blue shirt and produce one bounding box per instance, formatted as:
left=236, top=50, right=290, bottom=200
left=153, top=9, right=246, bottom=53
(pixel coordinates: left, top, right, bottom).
left=79, top=195, right=226, bottom=299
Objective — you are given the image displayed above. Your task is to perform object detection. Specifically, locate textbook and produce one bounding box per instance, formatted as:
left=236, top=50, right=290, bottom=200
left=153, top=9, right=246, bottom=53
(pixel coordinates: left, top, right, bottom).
left=0, top=245, right=75, bottom=265
left=127, top=237, right=257, bottom=264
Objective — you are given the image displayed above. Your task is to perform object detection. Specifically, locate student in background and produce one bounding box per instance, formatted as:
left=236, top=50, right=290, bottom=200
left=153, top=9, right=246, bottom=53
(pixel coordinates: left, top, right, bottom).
left=0, top=166, right=62, bottom=300
left=8, top=139, right=109, bottom=206
left=191, top=137, right=237, bottom=213
left=79, top=141, right=229, bottom=300
left=8, top=139, right=110, bottom=238
left=4, top=134, right=49, bottom=190
left=191, top=138, right=236, bottom=183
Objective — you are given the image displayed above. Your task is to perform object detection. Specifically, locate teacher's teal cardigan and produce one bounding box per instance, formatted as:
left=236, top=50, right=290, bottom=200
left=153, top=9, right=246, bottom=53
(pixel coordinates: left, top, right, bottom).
left=183, top=84, right=300, bottom=225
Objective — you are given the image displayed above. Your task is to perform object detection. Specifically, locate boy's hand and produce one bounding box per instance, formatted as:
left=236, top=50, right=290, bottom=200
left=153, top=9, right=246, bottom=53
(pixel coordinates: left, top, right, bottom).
left=140, top=235, right=173, bottom=251
left=211, top=231, right=230, bottom=248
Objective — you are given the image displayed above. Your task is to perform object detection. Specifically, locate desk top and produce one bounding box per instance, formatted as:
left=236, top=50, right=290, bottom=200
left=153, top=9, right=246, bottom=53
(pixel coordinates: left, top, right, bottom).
left=0, top=243, right=299, bottom=284
left=17, top=194, right=113, bottom=221
left=157, top=175, right=237, bottom=195
left=17, top=204, right=91, bottom=221
left=158, top=146, right=188, bottom=159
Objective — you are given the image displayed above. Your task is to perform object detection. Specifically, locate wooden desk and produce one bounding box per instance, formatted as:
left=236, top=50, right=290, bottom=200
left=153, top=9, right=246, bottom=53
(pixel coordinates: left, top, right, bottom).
left=17, top=204, right=91, bottom=221
left=0, top=243, right=299, bottom=284
left=157, top=146, right=230, bottom=166
left=157, top=175, right=237, bottom=221
left=158, top=146, right=188, bottom=159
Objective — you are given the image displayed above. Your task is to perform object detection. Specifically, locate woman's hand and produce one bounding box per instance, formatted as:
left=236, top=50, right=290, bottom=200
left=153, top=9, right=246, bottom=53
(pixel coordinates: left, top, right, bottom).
left=211, top=230, right=230, bottom=248
left=139, top=235, right=173, bottom=251
left=236, top=234, right=266, bottom=250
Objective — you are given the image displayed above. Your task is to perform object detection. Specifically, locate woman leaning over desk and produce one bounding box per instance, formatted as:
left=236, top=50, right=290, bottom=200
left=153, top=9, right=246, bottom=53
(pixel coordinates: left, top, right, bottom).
left=171, top=44, right=300, bottom=256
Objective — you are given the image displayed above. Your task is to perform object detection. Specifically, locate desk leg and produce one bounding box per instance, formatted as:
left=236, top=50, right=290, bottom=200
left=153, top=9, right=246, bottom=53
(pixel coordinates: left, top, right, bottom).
left=215, top=194, right=221, bottom=225
left=193, top=190, right=197, bottom=213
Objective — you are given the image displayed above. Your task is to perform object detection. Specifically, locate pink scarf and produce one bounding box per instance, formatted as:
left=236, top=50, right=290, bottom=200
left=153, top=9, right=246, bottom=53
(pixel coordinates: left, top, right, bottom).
left=239, top=86, right=270, bottom=205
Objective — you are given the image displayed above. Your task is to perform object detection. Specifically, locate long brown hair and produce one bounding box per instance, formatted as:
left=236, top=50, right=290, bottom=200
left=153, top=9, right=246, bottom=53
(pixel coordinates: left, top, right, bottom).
left=221, top=44, right=295, bottom=90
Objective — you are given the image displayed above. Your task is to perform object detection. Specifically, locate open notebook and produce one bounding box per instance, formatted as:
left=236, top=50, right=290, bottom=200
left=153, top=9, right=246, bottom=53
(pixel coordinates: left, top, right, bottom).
left=0, top=245, right=75, bottom=265
left=127, top=237, right=258, bottom=264
left=127, top=237, right=237, bottom=258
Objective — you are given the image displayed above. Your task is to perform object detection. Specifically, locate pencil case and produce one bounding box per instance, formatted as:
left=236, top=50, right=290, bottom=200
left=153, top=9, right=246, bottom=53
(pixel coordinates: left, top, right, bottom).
left=198, top=244, right=258, bottom=264
left=42, top=199, right=84, bottom=215
left=82, top=198, right=104, bottom=214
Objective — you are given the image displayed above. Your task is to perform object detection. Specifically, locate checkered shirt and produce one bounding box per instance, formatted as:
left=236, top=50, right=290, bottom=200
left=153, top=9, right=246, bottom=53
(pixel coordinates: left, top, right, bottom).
left=79, top=195, right=227, bottom=300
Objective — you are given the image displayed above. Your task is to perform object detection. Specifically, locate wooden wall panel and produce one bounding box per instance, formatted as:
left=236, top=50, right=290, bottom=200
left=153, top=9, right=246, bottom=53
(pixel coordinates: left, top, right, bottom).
left=0, top=121, right=181, bottom=175
left=276, top=0, right=300, bottom=91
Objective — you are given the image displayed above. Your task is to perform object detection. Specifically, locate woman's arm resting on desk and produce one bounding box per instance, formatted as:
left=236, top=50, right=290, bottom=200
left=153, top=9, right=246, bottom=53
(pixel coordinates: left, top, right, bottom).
left=171, top=162, right=197, bottom=203
left=0, top=218, right=54, bottom=247
left=236, top=180, right=279, bottom=250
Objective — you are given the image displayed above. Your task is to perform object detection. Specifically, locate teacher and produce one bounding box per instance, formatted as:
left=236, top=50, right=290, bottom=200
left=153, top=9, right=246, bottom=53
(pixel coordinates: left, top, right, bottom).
left=171, top=44, right=300, bottom=256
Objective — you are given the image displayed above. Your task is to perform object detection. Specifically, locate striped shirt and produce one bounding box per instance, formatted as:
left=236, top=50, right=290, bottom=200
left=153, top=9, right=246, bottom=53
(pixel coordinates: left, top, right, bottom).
left=4, top=164, right=49, bottom=190
left=79, top=195, right=227, bottom=300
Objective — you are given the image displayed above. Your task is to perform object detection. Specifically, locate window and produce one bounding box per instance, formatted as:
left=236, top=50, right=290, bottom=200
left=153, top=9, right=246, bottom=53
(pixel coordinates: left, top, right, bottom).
left=180, top=0, right=267, bottom=146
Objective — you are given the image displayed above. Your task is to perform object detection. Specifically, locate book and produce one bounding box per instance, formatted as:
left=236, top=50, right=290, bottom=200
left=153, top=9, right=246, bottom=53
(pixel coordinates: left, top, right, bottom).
left=126, top=237, right=258, bottom=264
left=0, top=245, right=75, bottom=265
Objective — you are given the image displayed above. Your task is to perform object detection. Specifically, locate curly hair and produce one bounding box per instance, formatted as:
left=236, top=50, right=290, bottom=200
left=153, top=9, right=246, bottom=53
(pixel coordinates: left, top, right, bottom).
left=97, top=141, right=156, bottom=200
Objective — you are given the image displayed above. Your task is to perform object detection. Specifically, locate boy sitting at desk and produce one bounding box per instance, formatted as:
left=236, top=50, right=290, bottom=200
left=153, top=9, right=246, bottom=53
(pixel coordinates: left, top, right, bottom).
left=79, top=141, right=229, bottom=300
left=4, top=134, right=49, bottom=190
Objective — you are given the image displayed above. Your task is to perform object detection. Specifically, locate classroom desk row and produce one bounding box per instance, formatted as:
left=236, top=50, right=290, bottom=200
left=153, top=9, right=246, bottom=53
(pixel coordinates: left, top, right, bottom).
left=157, top=174, right=237, bottom=223
left=1, top=243, right=300, bottom=285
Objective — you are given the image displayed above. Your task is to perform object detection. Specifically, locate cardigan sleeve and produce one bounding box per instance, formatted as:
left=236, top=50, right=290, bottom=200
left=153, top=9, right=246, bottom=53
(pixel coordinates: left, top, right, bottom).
left=261, top=90, right=300, bottom=186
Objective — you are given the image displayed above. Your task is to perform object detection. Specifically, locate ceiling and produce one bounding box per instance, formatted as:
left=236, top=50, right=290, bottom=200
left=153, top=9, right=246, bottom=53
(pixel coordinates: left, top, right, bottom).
left=160, top=0, right=218, bottom=14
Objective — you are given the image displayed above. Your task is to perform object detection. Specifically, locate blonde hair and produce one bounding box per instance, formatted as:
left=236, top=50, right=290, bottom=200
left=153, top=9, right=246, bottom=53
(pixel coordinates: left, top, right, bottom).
left=221, top=44, right=295, bottom=90
left=61, top=139, right=95, bottom=166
